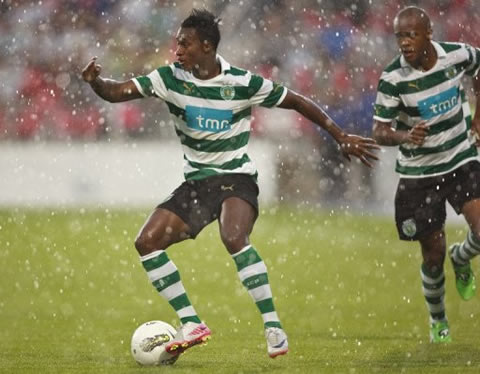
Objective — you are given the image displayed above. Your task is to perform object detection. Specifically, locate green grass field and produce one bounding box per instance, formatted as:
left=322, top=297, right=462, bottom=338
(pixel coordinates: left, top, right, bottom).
left=1, top=206, right=479, bottom=373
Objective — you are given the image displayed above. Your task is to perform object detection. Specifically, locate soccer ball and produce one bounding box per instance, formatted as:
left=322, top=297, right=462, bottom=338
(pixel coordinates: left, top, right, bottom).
left=130, top=320, right=179, bottom=366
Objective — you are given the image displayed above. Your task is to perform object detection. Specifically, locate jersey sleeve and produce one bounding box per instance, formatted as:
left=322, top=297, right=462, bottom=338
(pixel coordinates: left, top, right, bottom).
left=248, top=74, right=287, bottom=108
left=131, top=66, right=170, bottom=100
left=373, top=72, right=401, bottom=123
left=465, top=43, right=480, bottom=77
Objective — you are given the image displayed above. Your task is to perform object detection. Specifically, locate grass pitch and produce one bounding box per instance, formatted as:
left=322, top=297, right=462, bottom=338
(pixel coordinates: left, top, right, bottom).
left=1, top=206, right=479, bottom=373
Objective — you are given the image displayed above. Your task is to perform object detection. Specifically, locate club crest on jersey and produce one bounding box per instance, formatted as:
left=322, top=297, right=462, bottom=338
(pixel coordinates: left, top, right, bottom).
left=444, top=66, right=457, bottom=79
left=220, top=85, right=235, bottom=101
left=402, top=218, right=417, bottom=238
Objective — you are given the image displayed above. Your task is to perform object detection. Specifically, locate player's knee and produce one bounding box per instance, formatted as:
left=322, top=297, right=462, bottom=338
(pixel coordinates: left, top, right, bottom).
left=220, top=230, right=246, bottom=253
left=134, top=232, right=156, bottom=255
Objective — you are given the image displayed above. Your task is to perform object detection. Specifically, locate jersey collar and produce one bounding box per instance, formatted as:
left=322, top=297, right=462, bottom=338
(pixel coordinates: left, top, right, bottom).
left=400, top=41, right=447, bottom=69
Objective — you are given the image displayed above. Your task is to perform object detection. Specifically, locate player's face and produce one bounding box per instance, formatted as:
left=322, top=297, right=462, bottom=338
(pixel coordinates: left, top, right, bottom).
left=175, top=27, right=206, bottom=72
left=394, top=15, right=431, bottom=66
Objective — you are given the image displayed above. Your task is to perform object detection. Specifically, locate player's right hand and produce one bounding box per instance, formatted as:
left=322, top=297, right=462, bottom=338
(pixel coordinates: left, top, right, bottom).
left=82, top=57, right=102, bottom=83
left=406, top=121, right=428, bottom=145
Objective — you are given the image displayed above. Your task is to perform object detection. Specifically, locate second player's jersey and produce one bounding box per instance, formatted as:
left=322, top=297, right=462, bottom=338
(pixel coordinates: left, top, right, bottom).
left=374, top=41, right=480, bottom=178
left=132, top=55, right=287, bottom=181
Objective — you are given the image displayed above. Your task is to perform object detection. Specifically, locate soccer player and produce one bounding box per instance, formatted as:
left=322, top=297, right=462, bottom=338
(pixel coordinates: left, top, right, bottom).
left=373, top=6, right=480, bottom=343
left=82, top=9, right=379, bottom=358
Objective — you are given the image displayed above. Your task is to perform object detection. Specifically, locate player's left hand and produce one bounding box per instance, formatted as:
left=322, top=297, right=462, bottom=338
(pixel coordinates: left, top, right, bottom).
left=338, top=134, right=380, bottom=168
left=471, top=117, right=480, bottom=147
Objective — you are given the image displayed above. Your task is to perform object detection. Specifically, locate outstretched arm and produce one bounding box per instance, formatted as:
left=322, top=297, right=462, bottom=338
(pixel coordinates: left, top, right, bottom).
left=472, top=74, right=480, bottom=146
left=279, top=90, right=379, bottom=167
left=82, top=57, right=143, bottom=103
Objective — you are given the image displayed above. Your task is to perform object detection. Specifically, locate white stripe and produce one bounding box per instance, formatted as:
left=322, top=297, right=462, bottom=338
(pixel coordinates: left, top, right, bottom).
left=183, top=158, right=257, bottom=176
left=147, top=261, right=177, bottom=282
left=147, top=69, right=168, bottom=99
left=248, top=284, right=272, bottom=302
left=140, top=249, right=165, bottom=262
left=420, top=271, right=444, bottom=285
left=262, top=311, right=279, bottom=323
left=375, top=91, right=400, bottom=107
left=231, top=245, right=253, bottom=258
left=422, top=286, right=445, bottom=297
left=238, top=261, right=267, bottom=282
left=160, top=281, right=186, bottom=301
left=177, top=305, right=197, bottom=318
left=182, top=145, right=249, bottom=164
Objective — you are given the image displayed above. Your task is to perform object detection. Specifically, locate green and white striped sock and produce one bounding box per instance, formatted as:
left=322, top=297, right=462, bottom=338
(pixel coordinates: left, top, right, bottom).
left=420, top=264, right=446, bottom=323
left=451, top=230, right=480, bottom=265
left=232, top=245, right=282, bottom=329
left=141, top=250, right=201, bottom=325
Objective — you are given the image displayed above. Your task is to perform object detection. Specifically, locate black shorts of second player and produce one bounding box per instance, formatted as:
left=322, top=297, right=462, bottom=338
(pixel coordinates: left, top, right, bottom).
left=157, top=173, right=259, bottom=238
left=395, top=161, right=480, bottom=241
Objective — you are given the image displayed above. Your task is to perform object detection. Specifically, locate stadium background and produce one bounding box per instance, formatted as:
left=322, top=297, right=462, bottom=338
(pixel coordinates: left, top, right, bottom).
left=1, top=0, right=479, bottom=212
left=2, top=1, right=480, bottom=373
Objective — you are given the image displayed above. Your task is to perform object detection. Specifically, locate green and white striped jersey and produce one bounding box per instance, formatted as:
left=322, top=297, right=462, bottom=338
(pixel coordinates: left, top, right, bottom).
left=374, top=41, right=480, bottom=178
left=132, top=55, right=287, bottom=181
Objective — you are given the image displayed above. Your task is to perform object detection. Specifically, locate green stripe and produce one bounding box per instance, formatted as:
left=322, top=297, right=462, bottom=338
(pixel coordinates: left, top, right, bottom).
left=176, top=130, right=250, bottom=153
left=260, top=83, right=285, bottom=108
left=242, top=273, right=269, bottom=290
left=384, top=56, right=402, bottom=73
left=377, top=79, right=399, bottom=97
left=256, top=298, right=275, bottom=314
left=166, top=101, right=186, bottom=120
left=136, top=76, right=156, bottom=97
left=438, top=42, right=462, bottom=53
left=425, top=296, right=443, bottom=304
left=186, top=153, right=250, bottom=171
left=396, top=108, right=464, bottom=135
left=465, top=49, right=480, bottom=75
left=265, top=321, right=282, bottom=328
left=396, top=146, right=478, bottom=175
left=142, top=251, right=169, bottom=271
left=169, top=293, right=192, bottom=311
left=400, top=105, right=420, bottom=118
left=400, top=131, right=469, bottom=158
left=422, top=278, right=445, bottom=289
left=190, top=154, right=251, bottom=170
left=234, top=247, right=262, bottom=270
left=152, top=271, right=181, bottom=292
left=428, top=108, right=464, bottom=135
left=158, top=66, right=259, bottom=100
left=248, top=75, right=264, bottom=98
left=397, top=62, right=467, bottom=94
left=181, top=315, right=201, bottom=324
left=225, top=66, right=248, bottom=76
left=374, top=104, right=399, bottom=119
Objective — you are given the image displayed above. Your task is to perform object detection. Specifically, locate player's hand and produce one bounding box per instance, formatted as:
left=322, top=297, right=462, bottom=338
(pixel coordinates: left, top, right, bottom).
left=82, top=57, right=102, bottom=83
left=338, top=134, right=380, bottom=168
left=406, top=121, right=428, bottom=145
left=471, top=117, right=480, bottom=147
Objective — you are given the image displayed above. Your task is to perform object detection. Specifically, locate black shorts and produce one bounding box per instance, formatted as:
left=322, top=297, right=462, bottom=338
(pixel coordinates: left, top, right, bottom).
left=158, top=173, right=259, bottom=238
left=395, top=161, right=480, bottom=241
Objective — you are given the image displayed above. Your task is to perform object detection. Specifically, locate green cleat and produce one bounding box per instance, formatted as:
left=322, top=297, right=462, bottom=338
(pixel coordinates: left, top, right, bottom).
left=430, top=321, right=452, bottom=343
left=449, top=243, right=476, bottom=301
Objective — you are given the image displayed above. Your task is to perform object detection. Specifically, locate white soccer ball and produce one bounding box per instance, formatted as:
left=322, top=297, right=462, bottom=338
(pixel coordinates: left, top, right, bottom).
left=131, top=320, right=179, bottom=366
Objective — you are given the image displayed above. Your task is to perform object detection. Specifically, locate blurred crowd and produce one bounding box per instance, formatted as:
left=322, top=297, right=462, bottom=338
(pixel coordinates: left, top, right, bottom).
left=0, top=0, right=479, bottom=143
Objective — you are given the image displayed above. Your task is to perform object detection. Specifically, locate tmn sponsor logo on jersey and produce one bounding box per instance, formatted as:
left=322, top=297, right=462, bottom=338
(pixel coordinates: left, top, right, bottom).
left=417, top=86, right=459, bottom=119
left=185, top=105, right=233, bottom=133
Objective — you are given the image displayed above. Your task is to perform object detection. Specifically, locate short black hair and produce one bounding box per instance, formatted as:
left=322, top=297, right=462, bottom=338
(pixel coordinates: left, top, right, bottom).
left=396, top=6, right=431, bottom=31
left=181, top=8, right=221, bottom=50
